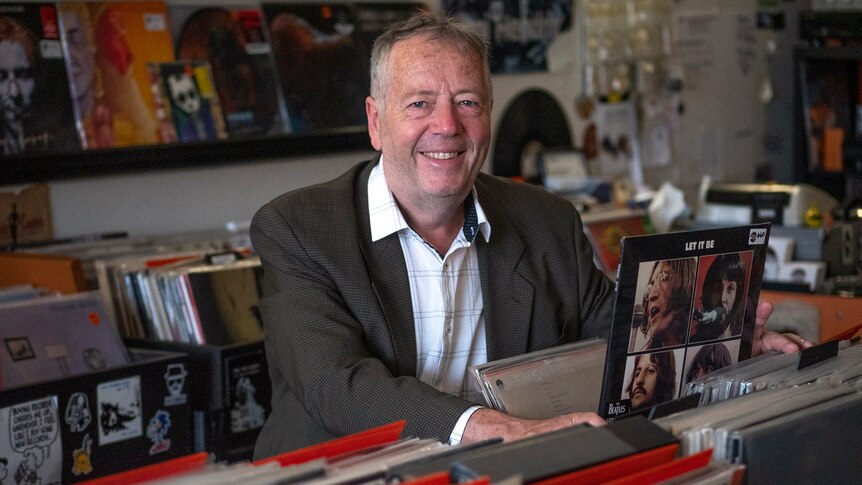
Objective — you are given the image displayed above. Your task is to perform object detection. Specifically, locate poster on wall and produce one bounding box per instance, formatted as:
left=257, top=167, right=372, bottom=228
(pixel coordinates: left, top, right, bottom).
left=442, top=0, right=572, bottom=74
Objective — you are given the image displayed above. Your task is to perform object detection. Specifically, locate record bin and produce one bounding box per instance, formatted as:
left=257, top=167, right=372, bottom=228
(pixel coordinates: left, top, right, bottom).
left=125, top=339, right=271, bottom=463
left=0, top=348, right=193, bottom=483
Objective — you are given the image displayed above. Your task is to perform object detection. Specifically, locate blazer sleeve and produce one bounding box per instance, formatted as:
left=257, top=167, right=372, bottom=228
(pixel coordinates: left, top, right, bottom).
left=250, top=200, right=474, bottom=446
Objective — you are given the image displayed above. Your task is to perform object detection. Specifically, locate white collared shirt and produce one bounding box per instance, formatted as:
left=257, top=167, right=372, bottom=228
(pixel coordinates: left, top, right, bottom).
left=368, top=158, right=490, bottom=444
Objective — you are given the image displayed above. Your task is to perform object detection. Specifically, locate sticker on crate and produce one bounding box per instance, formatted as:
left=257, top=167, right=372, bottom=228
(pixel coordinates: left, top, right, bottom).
left=71, top=434, right=94, bottom=476
left=64, top=392, right=93, bottom=433
left=226, top=352, right=268, bottom=433
left=97, top=376, right=142, bottom=445
left=163, top=363, right=188, bottom=407
left=146, top=410, right=172, bottom=455
left=0, top=396, right=62, bottom=484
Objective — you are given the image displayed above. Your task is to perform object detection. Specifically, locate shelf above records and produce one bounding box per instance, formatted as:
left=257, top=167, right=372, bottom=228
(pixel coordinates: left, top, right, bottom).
left=1, top=127, right=370, bottom=185
left=0, top=0, right=425, bottom=185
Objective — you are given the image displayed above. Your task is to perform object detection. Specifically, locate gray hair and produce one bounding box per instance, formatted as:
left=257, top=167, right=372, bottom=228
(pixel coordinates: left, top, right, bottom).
left=369, top=10, right=492, bottom=107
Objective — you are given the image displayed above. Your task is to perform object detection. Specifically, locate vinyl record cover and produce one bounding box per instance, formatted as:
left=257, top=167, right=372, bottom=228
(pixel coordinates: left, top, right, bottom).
left=262, top=2, right=368, bottom=132
left=0, top=291, right=130, bottom=390
left=149, top=60, right=227, bottom=142
left=599, top=223, right=770, bottom=419
left=352, top=2, right=426, bottom=69
left=442, top=0, right=573, bottom=74
left=0, top=3, right=80, bottom=155
left=170, top=3, right=289, bottom=137
left=57, top=1, right=176, bottom=148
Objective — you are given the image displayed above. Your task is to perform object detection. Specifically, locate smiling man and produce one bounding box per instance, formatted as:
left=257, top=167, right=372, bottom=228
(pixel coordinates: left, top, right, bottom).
left=250, top=10, right=808, bottom=459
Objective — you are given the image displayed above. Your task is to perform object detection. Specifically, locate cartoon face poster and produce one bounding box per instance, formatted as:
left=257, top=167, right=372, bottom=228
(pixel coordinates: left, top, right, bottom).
left=96, top=376, right=142, bottom=446
left=0, top=396, right=63, bottom=484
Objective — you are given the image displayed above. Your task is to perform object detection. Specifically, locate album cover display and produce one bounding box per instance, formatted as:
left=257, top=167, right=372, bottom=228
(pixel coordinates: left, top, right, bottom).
left=0, top=291, right=130, bottom=390
left=148, top=60, right=227, bottom=142
left=57, top=1, right=176, bottom=148
left=262, top=2, right=368, bottom=132
left=352, top=2, right=426, bottom=69
left=0, top=3, right=80, bottom=155
left=599, top=223, right=771, bottom=419
left=169, top=3, right=289, bottom=137
left=442, top=0, right=573, bottom=74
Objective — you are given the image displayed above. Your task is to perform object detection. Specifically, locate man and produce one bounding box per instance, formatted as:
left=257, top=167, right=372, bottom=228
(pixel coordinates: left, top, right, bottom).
left=626, top=352, right=676, bottom=411
left=250, top=11, right=809, bottom=459
left=0, top=16, right=35, bottom=155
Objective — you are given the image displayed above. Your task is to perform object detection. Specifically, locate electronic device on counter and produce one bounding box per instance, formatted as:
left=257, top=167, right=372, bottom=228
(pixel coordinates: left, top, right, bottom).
left=696, top=180, right=839, bottom=227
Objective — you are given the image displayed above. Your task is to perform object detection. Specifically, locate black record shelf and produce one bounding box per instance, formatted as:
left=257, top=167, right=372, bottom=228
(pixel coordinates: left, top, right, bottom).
left=0, top=127, right=372, bottom=185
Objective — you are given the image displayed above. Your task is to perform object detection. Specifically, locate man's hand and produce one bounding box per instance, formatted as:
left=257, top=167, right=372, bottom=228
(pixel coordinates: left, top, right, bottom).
left=460, top=408, right=606, bottom=445
left=751, top=300, right=815, bottom=356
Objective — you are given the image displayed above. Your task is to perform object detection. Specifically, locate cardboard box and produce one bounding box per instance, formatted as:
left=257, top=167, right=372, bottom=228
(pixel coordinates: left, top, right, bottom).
left=0, top=184, right=52, bottom=248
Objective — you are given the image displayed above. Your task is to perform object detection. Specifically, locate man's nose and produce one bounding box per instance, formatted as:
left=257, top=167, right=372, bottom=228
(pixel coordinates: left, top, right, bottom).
left=7, top=75, right=21, bottom=96
left=431, top=102, right=458, bottom=134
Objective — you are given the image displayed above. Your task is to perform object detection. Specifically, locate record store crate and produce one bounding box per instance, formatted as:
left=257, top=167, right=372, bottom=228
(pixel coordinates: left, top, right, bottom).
left=125, top=339, right=270, bottom=463
left=0, top=348, right=193, bottom=483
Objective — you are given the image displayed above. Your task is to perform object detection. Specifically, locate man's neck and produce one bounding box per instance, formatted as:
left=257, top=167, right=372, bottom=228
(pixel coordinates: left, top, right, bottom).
left=397, top=193, right=467, bottom=257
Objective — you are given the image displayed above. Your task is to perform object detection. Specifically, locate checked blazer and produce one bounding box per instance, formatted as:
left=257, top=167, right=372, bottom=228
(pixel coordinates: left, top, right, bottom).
left=250, top=158, right=614, bottom=459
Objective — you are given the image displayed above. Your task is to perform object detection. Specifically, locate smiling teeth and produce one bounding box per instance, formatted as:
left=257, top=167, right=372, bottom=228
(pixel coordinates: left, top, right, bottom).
left=424, top=152, right=457, bottom=160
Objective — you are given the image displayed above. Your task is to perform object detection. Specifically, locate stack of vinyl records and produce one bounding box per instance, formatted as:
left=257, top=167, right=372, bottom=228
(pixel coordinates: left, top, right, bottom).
left=96, top=253, right=264, bottom=345
left=683, top=341, right=862, bottom=405
left=656, top=341, right=862, bottom=483
left=468, top=338, right=607, bottom=418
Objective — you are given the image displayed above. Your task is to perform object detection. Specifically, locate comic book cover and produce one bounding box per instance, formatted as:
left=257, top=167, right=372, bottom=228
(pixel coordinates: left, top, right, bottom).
left=0, top=3, right=80, bottom=155
left=169, top=3, right=289, bottom=137
left=261, top=2, right=368, bottom=133
left=598, top=223, right=770, bottom=419
left=57, top=1, right=176, bottom=149
left=149, top=61, right=227, bottom=143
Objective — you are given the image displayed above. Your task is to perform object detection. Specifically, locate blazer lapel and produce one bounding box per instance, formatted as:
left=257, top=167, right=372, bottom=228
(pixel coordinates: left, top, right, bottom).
left=476, top=183, right=534, bottom=362
left=355, top=160, right=417, bottom=377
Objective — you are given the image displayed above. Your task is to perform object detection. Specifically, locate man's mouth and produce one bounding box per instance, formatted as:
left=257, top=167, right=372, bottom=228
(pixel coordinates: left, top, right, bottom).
left=632, top=387, right=645, bottom=398
left=422, top=151, right=458, bottom=160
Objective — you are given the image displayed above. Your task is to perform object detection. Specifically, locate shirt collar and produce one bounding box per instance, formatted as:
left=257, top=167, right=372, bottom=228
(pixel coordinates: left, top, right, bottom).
left=368, top=157, right=491, bottom=243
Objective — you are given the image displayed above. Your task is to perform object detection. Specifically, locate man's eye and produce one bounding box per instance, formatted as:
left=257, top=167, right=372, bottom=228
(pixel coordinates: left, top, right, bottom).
left=459, top=100, right=478, bottom=107
left=409, top=101, right=426, bottom=109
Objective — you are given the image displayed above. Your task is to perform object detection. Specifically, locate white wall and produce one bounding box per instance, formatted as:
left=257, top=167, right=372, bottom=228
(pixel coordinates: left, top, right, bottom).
left=47, top=150, right=373, bottom=238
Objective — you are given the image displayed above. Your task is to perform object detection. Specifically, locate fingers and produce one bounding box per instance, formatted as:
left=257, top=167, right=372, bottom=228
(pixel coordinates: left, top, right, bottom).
left=760, top=330, right=812, bottom=354
left=783, top=332, right=815, bottom=350
left=566, top=412, right=607, bottom=428
left=755, top=300, right=774, bottom=328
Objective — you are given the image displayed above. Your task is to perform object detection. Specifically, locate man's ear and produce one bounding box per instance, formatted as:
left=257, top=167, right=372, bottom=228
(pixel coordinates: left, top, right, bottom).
left=366, top=96, right=382, bottom=151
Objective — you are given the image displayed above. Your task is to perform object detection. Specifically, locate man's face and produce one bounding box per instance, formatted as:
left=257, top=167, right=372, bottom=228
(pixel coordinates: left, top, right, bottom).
left=644, top=261, right=674, bottom=337
left=630, top=356, right=658, bottom=409
left=63, top=11, right=95, bottom=102
left=0, top=39, right=34, bottom=121
left=720, top=278, right=737, bottom=314
left=366, top=36, right=491, bottom=205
